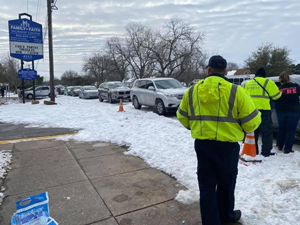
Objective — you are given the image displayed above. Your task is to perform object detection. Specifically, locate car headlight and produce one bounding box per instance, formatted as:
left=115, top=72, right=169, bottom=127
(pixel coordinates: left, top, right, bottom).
left=164, top=93, right=177, bottom=98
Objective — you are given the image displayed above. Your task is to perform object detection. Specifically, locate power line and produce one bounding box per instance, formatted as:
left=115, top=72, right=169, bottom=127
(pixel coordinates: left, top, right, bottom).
left=35, top=15, right=48, bottom=70
left=36, top=0, right=41, bottom=21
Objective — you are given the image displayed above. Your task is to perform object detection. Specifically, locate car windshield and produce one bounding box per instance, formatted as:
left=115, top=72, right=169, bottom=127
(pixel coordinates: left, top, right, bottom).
left=84, top=86, right=97, bottom=90
left=107, top=83, right=125, bottom=88
left=154, top=79, right=182, bottom=89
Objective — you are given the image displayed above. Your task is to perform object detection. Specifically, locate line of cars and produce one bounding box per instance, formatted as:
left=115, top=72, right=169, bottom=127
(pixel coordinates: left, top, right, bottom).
left=98, top=78, right=188, bottom=115
left=64, top=86, right=98, bottom=99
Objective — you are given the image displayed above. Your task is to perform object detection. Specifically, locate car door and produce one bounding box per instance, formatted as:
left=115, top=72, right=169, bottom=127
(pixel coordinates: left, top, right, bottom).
left=102, top=83, right=109, bottom=100
left=35, top=87, right=43, bottom=96
left=137, top=80, right=147, bottom=105
left=100, top=83, right=106, bottom=99
left=144, top=80, right=156, bottom=106
left=41, top=87, right=50, bottom=96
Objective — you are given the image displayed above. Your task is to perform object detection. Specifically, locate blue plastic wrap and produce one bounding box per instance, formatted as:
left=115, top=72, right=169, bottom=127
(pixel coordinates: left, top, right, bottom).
left=47, top=217, right=58, bottom=225
left=11, top=192, right=49, bottom=225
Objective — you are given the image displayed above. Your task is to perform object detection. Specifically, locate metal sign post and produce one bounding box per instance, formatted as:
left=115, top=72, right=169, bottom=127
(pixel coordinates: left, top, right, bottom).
left=21, top=60, right=25, bottom=103
left=32, top=61, right=35, bottom=100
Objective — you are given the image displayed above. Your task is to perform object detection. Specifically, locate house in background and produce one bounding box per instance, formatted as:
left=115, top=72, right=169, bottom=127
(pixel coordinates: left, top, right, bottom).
left=226, top=68, right=250, bottom=75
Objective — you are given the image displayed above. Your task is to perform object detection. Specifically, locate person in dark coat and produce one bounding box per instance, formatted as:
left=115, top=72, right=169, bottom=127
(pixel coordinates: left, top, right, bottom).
left=0, top=86, right=4, bottom=98
left=275, top=72, right=300, bottom=153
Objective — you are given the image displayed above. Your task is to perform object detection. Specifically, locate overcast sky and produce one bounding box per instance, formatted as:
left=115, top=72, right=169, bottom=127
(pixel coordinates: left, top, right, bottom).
left=1, top=0, right=299, bottom=80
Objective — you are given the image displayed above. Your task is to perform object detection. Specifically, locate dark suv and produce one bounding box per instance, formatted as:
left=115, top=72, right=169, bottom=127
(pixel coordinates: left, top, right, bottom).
left=98, top=82, right=131, bottom=103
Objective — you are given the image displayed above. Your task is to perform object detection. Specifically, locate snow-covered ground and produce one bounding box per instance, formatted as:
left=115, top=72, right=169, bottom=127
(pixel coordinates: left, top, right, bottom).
left=0, top=96, right=299, bottom=225
left=0, top=150, right=12, bottom=204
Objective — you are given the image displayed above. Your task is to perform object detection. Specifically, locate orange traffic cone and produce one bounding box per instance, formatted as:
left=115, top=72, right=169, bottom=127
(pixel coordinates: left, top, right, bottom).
left=118, top=99, right=124, bottom=112
left=240, top=132, right=262, bottom=163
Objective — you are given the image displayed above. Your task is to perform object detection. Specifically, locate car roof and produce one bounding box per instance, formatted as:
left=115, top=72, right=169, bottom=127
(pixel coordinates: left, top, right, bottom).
left=135, top=77, right=176, bottom=81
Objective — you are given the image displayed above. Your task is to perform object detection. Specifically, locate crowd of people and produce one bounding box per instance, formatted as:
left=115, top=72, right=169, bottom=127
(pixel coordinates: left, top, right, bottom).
left=177, top=55, right=299, bottom=225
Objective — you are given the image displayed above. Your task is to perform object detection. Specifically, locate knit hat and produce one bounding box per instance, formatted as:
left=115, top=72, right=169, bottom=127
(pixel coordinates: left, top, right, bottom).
left=255, top=67, right=266, bottom=77
left=206, top=55, right=227, bottom=70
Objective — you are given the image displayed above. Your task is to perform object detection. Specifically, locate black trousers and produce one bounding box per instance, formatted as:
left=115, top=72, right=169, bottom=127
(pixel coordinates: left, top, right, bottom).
left=254, top=110, right=273, bottom=156
left=195, top=139, right=240, bottom=225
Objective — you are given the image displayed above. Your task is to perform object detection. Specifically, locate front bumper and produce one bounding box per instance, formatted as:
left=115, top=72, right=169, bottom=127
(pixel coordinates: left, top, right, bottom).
left=110, top=92, right=131, bottom=101
left=84, top=93, right=98, bottom=98
left=163, top=97, right=183, bottom=112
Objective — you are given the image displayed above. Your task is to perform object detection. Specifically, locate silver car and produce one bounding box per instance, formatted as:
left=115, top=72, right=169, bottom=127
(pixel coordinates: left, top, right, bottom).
left=79, top=86, right=98, bottom=99
left=130, top=78, right=188, bottom=115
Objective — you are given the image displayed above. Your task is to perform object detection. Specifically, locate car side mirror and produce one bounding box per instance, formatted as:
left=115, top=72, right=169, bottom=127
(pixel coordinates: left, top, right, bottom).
left=148, top=86, right=155, bottom=91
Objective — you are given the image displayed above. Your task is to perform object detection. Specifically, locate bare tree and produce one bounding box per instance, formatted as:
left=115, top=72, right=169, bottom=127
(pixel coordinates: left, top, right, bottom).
left=144, top=18, right=205, bottom=78
left=124, top=23, right=155, bottom=78
left=82, top=52, right=112, bottom=86
left=106, top=37, right=129, bottom=81
left=227, top=62, right=239, bottom=70
left=0, top=54, right=20, bottom=93
left=61, top=70, right=79, bottom=86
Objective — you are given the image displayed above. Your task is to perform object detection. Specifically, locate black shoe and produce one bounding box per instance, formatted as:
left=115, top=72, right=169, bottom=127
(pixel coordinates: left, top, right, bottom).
left=222, top=210, right=242, bottom=224
left=284, top=150, right=294, bottom=154
left=233, top=210, right=242, bottom=221
left=262, top=152, right=276, bottom=157
left=277, top=146, right=283, bottom=151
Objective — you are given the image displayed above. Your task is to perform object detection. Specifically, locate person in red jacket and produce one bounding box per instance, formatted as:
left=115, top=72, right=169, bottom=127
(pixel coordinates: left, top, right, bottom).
left=275, top=72, right=300, bottom=153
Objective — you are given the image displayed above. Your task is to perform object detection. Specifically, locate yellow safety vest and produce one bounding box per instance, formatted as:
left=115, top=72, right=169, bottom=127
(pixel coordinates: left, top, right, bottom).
left=177, top=75, right=261, bottom=142
left=244, top=77, right=281, bottom=110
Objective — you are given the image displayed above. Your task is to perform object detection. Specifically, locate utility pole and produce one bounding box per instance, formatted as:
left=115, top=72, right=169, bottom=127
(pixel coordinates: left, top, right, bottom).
left=46, top=0, right=58, bottom=102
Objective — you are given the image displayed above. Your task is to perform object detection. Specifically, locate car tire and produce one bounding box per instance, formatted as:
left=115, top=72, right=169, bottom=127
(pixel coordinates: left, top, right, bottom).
left=27, top=94, right=33, bottom=99
left=108, top=94, right=113, bottom=103
left=133, top=96, right=141, bottom=109
left=48, top=93, right=51, bottom=98
left=155, top=99, right=166, bottom=115
left=99, top=94, right=103, bottom=102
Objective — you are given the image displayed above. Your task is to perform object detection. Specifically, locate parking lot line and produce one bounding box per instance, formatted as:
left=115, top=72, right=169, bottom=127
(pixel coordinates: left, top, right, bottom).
left=0, top=133, right=77, bottom=144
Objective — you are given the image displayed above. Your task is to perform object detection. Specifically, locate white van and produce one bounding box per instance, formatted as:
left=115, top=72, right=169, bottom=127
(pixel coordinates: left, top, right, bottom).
left=226, top=74, right=255, bottom=85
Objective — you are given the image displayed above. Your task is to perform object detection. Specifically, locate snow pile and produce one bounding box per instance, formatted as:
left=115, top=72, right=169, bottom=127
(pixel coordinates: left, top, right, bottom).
left=0, top=150, right=12, bottom=205
left=0, top=96, right=299, bottom=224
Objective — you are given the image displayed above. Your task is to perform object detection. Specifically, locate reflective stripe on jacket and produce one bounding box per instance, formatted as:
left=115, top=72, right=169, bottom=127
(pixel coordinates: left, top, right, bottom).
left=244, top=77, right=281, bottom=110
left=177, top=74, right=261, bottom=142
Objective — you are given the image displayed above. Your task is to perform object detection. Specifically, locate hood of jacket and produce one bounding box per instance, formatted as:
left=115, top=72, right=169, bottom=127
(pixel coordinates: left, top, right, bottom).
left=197, top=74, right=230, bottom=103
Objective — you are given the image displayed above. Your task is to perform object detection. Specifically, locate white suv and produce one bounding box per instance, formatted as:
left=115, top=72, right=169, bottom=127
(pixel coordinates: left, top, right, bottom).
left=130, top=78, right=188, bottom=115
left=24, top=86, right=58, bottom=99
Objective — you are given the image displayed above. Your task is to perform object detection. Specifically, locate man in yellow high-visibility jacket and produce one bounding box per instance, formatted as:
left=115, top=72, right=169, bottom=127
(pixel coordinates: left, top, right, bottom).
left=177, top=55, right=261, bottom=225
left=244, top=67, right=281, bottom=157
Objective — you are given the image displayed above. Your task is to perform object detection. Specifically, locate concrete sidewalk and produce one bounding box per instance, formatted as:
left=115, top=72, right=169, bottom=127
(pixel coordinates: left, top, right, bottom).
left=0, top=139, right=201, bottom=225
